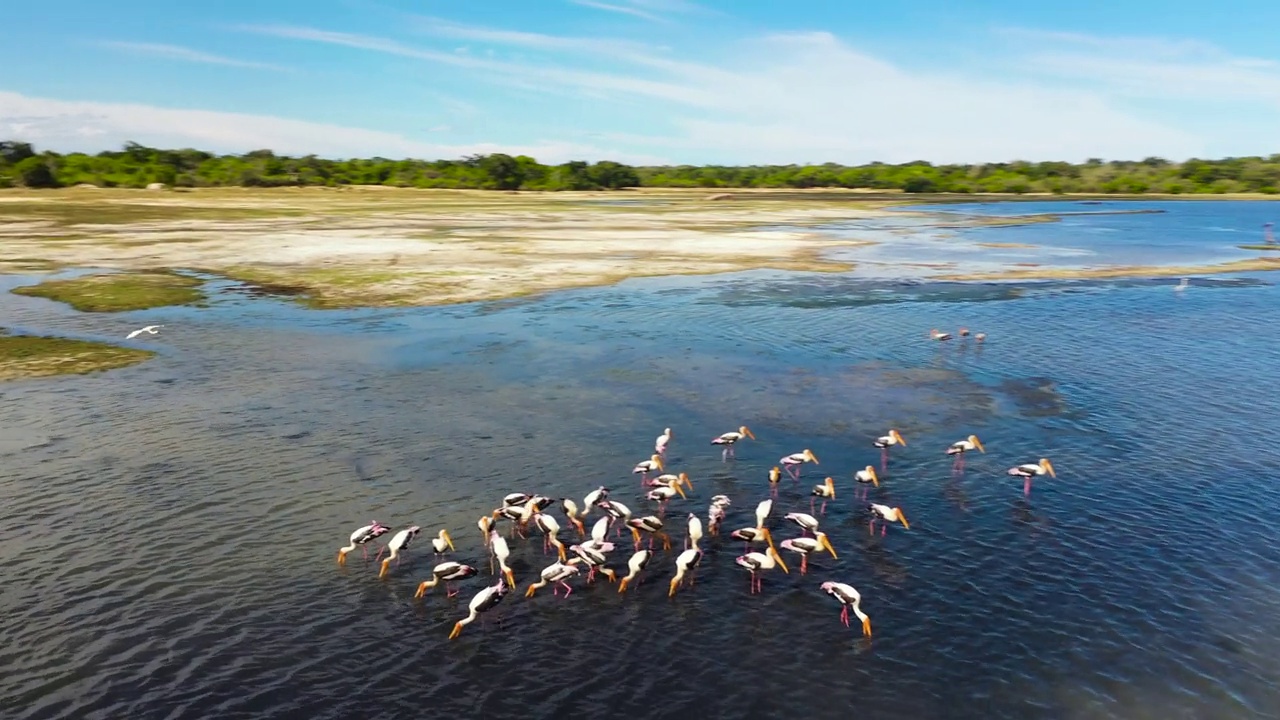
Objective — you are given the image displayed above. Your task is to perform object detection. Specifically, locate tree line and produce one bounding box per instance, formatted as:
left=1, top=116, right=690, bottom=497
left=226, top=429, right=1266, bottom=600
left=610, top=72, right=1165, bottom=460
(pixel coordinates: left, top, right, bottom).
left=4, top=141, right=1280, bottom=194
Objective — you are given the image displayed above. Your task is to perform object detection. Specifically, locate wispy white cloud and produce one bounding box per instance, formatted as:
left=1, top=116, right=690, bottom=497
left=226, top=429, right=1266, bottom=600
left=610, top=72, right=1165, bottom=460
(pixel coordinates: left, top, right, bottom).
left=0, top=91, right=671, bottom=164
left=235, top=23, right=1205, bottom=163
left=569, top=0, right=669, bottom=24
left=96, top=41, right=287, bottom=71
left=995, top=27, right=1280, bottom=104
left=410, top=15, right=655, bottom=54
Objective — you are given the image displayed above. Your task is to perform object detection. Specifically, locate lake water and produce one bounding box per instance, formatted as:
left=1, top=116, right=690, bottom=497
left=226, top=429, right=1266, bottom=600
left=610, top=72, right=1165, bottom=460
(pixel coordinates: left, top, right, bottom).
left=3, top=200, right=1280, bottom=720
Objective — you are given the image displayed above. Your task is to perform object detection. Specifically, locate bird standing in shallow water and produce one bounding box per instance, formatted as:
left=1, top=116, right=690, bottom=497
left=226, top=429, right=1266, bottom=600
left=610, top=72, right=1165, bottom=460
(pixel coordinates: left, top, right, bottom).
left=779, top=449, right=819, bottom=481
left=430, top=529, right=455, bottom=556
left=633, top=454, right=664, bottom=483
left=780, top=532, right=837, bottom=575
left=854, top=466, right=879, bottom=499
left=525, top=559, right=583, bottom=598
left=617, top=549, right=653, bottom=593
left=821, top=581, right=872, bottom=637
left=377, top=526, right=420, bottom=578
left=414, top=561, right=478, bottom=598
left=488, top=530, right=517, bottom=587
left=655, top=427, right=673, bottom=458
left=337, top=521, right=390, bottom=564
left=449, top=579, right=509, bottom=639
left=810, top=477, right=836, bottom=515
left=736, top=543, right=789, bottom=594
left=867, top=504, right=909, bottom=537
left=872, top=429, right=906, bottom=471
left=711, top=426, right=755, bottom=460
left=1008, top=458, right=1056, bottom=497
left=768, top=466, right=782, bottom=497
left=668, top=547, right=701, bottom=597
left=946, top=434, right=985, bottom=472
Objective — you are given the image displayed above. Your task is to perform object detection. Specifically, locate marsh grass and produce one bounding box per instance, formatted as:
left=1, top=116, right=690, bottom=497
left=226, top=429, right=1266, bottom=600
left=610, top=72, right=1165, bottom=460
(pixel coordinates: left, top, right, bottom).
left=0, top=332, right=155, bottom=381
left=12, top=271, right=206, bottom=312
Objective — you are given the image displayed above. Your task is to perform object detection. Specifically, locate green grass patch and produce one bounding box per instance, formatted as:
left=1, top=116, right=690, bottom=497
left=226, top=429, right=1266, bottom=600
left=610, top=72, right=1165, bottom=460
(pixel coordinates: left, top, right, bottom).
left=11, top=271, right=206, bottom=312
left=0, top=332, right=155, bottom=381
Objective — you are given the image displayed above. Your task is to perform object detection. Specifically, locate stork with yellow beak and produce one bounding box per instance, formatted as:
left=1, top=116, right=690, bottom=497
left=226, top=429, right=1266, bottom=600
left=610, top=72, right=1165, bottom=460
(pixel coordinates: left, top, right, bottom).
left=377, top=526, right=420, bottom=579
left=854, top=466, right=879, bottom=499
left=632, top=454, right=664, bottom=483
left=873, top=429, right=906, bottom=471
left=533, top=513, right=568, bottom=562
left=560, top=498, right=586, bottom=538
left=946, top=434, right=985, bottom=471
left=767, top=466, right=782, bottom=497
left=1008, top=458, right=1056, bottom=497
left=780, top=531, right=838, bottom=575
left=810, top=477, right=836, bottom=515
left=647, top=472, right=693, bottom=492
left=668, top=547, right=702, bottom=597
left=712, top=425, right=755, bottom=460
left=821, top=581, right=872, bottom=637
left=488, top=529, right=517, bottom=587
left=414, top=561, right=479, bottom=599
left=626, top=516, right=671, bottom=552
left=783, top=511, right=821, bottom=537
left=477, top=515, right=494, bottom=546
left=524, top=559, right=583, bottom=599
left=779, top=449, right=819, bottom=481
left=755, top=498, right=773, bottom=529
left=729, top=525, right=773, bottom=555
left=736, top=537, right=789, bottom=594
left=646, top=484, right=686, bottom=516
left=430, top=529, right=455, bottom=556
left=617, top=549, right=653, bottom=593
left=868, top=503, right=910, bottom=536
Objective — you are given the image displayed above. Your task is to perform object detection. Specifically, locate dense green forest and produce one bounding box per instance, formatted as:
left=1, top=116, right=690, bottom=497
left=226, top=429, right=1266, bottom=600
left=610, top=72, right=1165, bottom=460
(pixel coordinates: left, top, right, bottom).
left=3, top=140, right=1280, bottom=194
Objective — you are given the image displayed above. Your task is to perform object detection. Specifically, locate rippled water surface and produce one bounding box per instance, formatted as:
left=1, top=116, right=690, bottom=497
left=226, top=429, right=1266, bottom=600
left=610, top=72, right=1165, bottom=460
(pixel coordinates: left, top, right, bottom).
left=4, top=202, right=1280, bottom=720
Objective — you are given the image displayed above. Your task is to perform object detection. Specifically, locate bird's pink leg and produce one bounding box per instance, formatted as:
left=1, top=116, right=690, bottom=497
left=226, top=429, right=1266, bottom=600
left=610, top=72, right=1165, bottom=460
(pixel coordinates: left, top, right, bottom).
left=801, top=556, right=808, bottom=575
left=1025, top=477, right=1032, bottom=497
left=820, top=500, right=828, bottom=515
left=841, top=606, right=850, bottom=627
left=880, top=450, right=887, bottom=473
left=560, top=581, right=573, bottom=598
left=810, top=497, right=816, bottom=514
left=869, top=520, right=875, bottom=536
left=374, top=545, right=386, bottom=562
left=648, top=536, right=654, bottom=551
left=881, top=524, right=887, bottom=537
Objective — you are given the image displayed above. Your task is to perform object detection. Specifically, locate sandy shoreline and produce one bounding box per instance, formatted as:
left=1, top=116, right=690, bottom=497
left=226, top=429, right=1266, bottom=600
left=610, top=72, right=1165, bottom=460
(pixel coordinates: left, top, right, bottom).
left=2, top=187, right=1279, bottom=308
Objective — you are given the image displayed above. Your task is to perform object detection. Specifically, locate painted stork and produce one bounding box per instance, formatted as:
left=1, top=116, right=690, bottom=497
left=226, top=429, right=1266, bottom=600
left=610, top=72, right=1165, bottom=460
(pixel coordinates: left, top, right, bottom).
left=414, top=561, right=478, bottom=598
left=780, top=532, right=837, bottom=574
left=868, top=504, right=910, bottom=536
left=337, top=521, right=390, bottom=564
left=810, top=476, right=836, bottom=514
left=711, top=425, right=755, bottom=460
left=626, top=516, right=671, bottom=551
left=1008, top=458, right=1056, bottom=496
left=668, top=548, right=702, bottom=597
left=377, top=526, right=420, bottom=579
left=821, top=581, right=872, bottom=636
left=779, top=449, right=819, bottom=480
left=524, top=559, right=583, bottom=598
left=617, top=549, right=653, bottom=593
left=448, top=579, right=509, bottom=640
left=946, top=434, right=985, bottom=471
left=655, top=427, right=673, bottom=457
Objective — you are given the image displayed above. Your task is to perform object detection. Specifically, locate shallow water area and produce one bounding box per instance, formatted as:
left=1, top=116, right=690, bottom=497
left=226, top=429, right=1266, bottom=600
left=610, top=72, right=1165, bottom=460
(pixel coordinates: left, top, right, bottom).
left=880, top=200, right=1280, bottom=270
left=4, top=204, right=1280, bottom=719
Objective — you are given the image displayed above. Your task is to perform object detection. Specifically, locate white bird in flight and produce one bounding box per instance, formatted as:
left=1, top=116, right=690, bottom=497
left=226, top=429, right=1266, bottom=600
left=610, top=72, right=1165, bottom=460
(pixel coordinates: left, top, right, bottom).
left=126, top=325, right=164, bottom=339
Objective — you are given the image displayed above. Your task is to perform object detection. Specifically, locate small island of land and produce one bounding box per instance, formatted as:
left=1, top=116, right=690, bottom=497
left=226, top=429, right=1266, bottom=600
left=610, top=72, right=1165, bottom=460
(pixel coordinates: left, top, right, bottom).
left=0, top=332, right=155, bottom=381
left=12, top=270, right=206, bottom=312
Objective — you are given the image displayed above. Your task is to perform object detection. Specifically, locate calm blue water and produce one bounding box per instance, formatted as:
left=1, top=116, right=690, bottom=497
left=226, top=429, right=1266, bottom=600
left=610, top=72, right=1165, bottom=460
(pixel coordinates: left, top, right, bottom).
left=3, top=201, right=1280, bottom=720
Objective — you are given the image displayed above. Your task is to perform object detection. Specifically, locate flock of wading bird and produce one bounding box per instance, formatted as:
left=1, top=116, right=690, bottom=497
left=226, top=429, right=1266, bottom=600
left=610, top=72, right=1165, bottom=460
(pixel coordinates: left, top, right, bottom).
left=337, top=411, right=1058, bottom=642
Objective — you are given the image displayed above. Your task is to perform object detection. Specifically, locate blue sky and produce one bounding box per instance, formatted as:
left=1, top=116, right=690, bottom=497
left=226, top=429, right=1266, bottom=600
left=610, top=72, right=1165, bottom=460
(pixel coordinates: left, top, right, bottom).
left=2, top=0, right=1279, bottom=164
